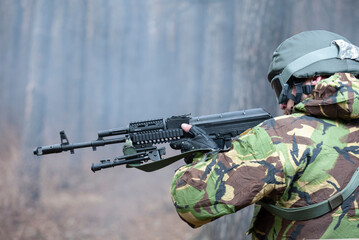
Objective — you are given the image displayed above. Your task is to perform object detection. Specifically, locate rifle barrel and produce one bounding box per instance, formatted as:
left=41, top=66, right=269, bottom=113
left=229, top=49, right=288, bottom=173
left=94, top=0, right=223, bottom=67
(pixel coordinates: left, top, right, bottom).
left=33, top=136, right=127, bottom=156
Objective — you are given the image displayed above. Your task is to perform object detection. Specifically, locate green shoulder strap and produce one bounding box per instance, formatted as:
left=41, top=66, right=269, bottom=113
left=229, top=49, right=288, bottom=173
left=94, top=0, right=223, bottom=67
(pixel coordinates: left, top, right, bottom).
left=258, top=166, right=359, bottom=221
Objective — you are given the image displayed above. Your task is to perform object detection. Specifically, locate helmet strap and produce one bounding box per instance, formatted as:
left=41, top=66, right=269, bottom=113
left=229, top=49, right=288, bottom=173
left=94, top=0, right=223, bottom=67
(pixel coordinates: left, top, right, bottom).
left=282, top=81, right=316, bottom=105
left=293, top=82, right=303, bottom=104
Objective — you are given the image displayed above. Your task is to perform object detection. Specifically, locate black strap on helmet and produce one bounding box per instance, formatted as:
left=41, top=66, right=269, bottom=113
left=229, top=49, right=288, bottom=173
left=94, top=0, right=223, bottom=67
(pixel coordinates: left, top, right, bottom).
left=302, top=84, right=315, bottom=94
left=278, top=81, right=316, bottom=105
left=293, top=82, right=303, bottom=104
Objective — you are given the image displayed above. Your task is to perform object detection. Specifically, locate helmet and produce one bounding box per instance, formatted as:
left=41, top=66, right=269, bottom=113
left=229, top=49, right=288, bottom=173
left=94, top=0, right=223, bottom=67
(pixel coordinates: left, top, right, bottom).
left=268, top=30, right=359, bottom=104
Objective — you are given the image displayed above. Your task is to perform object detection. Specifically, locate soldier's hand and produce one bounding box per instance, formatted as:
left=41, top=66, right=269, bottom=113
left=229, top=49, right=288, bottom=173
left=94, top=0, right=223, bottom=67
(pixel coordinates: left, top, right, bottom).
left=170, top=124, right=219, bottom=164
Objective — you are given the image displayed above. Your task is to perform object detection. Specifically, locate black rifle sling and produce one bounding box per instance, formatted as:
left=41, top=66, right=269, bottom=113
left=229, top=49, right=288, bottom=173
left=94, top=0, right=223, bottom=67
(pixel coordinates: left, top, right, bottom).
left=126, top=148, right=214, bottom=172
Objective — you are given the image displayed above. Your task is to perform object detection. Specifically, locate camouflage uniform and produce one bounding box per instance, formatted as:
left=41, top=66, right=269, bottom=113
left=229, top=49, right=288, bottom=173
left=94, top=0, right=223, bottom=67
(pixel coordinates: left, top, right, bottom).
left=170, top=73, right=359, bottom=239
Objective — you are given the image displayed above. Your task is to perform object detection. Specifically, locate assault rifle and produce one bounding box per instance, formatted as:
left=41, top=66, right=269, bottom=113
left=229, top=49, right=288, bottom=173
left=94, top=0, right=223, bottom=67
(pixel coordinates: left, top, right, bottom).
left=33, top=108, right=271, bottom=172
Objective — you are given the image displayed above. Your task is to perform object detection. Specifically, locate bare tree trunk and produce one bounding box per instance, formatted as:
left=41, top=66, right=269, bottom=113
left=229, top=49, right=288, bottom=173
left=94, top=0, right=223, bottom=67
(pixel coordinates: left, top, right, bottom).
left=230, top=0, right=292, bottom=116
left=199, top=1, right=235, bottom=114
left=20, top=82, right=46, bottom=206
left=19, top=0, right=55, bottom=207
left=170, top=1, right=206, bottom=115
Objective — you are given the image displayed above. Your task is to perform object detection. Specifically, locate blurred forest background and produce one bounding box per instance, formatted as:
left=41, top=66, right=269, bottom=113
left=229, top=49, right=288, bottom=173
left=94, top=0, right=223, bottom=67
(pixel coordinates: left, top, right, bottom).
left=1, top=0, right=359, bottom=239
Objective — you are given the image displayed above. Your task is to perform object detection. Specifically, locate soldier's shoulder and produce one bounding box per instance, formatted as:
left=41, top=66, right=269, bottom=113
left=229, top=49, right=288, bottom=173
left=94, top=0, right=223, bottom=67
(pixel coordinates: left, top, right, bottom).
left=258, top=113, right=316, bottom=131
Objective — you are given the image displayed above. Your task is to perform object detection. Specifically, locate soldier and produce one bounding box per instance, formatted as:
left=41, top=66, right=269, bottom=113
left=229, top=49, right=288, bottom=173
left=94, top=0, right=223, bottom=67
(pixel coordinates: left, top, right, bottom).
left=170, top=30, right=359, bottom=239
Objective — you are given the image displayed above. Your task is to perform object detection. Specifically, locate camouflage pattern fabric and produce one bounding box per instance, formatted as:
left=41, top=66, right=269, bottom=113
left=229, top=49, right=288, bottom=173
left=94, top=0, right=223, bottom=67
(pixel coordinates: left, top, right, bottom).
left=170, top=73, right=359, bottom=239
left=333, top=39, right=359, bottom=61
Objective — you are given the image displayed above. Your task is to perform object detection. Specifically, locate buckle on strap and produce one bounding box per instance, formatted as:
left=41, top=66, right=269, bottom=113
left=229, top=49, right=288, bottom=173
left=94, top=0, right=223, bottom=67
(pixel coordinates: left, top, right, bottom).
left=328, top=193, right=344, bottom=210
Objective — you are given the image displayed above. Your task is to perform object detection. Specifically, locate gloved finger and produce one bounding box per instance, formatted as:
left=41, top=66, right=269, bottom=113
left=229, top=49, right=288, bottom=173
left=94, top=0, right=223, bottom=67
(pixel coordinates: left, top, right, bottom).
left=192, top=136, right=219, bottom=150
left=180, top=141, right=195, bottom=152
left=170, top=139, right=184, bottom=150
left=188, top=125, right=208, bottom=137
left=170, top=139, right=196, bottom=153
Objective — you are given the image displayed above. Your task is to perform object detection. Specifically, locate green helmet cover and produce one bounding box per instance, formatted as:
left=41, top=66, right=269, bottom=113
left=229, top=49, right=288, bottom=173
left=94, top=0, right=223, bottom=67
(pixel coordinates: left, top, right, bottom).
left=268, top=30, right=359, bottom=85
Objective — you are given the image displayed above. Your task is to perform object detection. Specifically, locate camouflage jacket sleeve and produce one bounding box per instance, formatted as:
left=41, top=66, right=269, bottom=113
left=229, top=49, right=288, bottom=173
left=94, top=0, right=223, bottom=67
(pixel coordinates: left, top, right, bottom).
left=170, top=125, right=285, bottom=228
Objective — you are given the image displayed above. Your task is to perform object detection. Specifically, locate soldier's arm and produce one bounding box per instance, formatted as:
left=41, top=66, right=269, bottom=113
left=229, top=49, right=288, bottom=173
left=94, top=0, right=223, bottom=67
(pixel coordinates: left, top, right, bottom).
left=170, top=126, right=285, bottom=228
